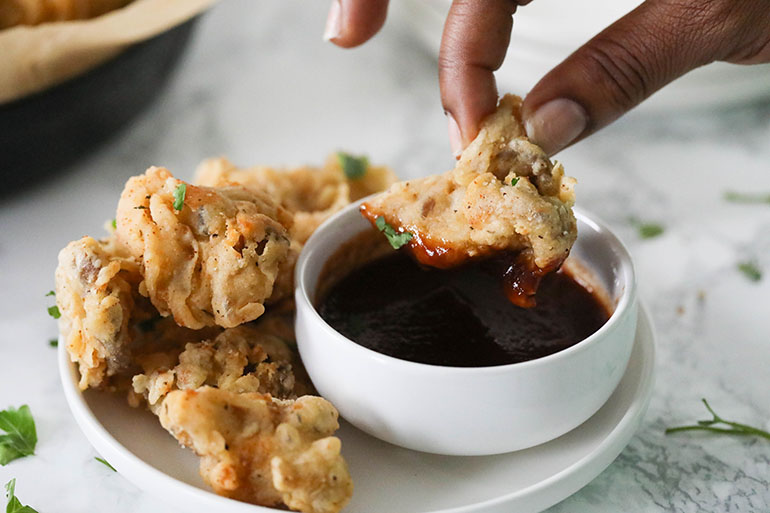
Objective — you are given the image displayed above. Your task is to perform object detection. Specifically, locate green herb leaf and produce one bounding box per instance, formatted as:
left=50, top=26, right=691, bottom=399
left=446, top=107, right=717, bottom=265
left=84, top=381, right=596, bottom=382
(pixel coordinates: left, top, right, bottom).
left=511, top=177, right=519, bottom=186
left=46, top=306, right=60, bottom=319
left=375, top=216, right=413, bottom=250
left=629, top=217, right=664, bottom=239
left=665, top=398, right=770, bottom=441
left=0, top=406, right=37, bottom=466
left=637, top=223, right=664, bottom=239
left=111, top=219, right=117, bottom=229
left=724, top=191, right=770, bottom=205
left=134, top=206, right=147, bottom=210
left=44, top=291, right=54, bottom=297
left=4, top=479, right=38, bottom=513
left=336, top=152, right=369, bottom=180
left=173, top=183, right=187, bottom=211
left=48, top=339, right=58, bottom=348
left=737, top=261, right=762, bottom=282
left=95, top=457, right=116, bottom=472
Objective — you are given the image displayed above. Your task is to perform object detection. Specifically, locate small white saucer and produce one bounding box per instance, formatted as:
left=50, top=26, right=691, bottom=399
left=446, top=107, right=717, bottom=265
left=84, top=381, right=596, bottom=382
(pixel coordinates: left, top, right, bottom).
left=59, top=306, right=655, bottom=513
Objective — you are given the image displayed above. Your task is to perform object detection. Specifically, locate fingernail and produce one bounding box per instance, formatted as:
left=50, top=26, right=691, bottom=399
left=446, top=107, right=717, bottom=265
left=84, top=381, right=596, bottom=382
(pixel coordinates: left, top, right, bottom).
left=446, top=112, right=463, bottom=158
left=323, top=0, right=342, bottom=42
left=525, top=99, right=588, bottom=155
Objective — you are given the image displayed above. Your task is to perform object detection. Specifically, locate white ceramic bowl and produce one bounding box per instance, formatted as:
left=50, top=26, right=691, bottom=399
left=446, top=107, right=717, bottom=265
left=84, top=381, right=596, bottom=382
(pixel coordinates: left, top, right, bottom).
left=295, top=202, right=637, bottom=456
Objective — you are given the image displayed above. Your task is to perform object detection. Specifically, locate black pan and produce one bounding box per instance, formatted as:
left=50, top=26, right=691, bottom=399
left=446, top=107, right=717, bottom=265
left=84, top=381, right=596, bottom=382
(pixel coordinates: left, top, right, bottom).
left=0, top=17, right=199, bottom=196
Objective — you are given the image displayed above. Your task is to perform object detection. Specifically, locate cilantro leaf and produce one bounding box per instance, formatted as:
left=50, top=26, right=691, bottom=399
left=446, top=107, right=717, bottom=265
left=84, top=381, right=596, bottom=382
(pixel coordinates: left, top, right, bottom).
left=95, top=457, right=116, bottom=472
left=44, top=291, right=54, bottom=297
left=0, top=406, right=37, bottom=466
left=737, top=261, right=762, bottom=282
left=173, top=183, right=187, bottom=211
left=48, top=339, right=57, bottom=348
left=111, top=219, right=117, bottom=229
left=4, top=479, right=38, bottom=513
left=46, top=306, right=60, bottom=319
left=336, top=152, right=369, bottom=180
left=511, top=177, right=519, bottom=186
left=375, top=216, right=413, bottom=250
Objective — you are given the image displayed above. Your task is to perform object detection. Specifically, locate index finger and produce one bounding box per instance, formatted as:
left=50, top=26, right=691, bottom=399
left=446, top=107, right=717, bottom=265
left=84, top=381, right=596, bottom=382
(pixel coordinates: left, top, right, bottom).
left=439, top=0, right=521, bottom=153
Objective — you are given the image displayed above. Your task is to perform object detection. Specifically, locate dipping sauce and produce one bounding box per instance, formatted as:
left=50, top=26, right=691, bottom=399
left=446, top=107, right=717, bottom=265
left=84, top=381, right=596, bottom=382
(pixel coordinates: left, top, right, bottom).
left=318, top=251, right=610, bottom=367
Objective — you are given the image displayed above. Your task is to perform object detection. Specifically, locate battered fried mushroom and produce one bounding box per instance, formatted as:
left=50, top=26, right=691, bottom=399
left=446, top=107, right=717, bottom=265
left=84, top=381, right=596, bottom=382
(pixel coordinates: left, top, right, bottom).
left=194, top=154, right=397, bottom=245
left=160, top=387, right=352, bottom=513
left=55, top=235, right=143, bottom=389
left=0, top=0, right=131, bottom=29
left=132, top=320, right=311, bottom=411
left=116, top=167, right=292, bottom=329
left=360, top=94, right=577, bottom=306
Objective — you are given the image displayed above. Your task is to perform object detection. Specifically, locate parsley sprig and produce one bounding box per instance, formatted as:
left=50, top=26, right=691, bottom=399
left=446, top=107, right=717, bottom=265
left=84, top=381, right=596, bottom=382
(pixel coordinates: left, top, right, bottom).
left=0, top=406, right=37, bottom=466
left=375, top=217, right=413, bottom=250
left=4, top=479, right=38, bottom=513
left=173, top=183, right=187, bottom=211
left=665, top=399, right=770, bottom=441
left=336, top=152, right=369, bottom=180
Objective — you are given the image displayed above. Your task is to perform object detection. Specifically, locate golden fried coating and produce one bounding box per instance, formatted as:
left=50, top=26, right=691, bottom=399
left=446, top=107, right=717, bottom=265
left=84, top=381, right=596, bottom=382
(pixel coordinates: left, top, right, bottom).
left=362, top=94, right=576, bottom=271
left=116, top=167, right=292, bottom=329
left=160, top=387, right=352, bottom=513
left=132, top=319, right=312, bottom=410
left=0, top=0, right=131, bottom=29
left=55, top=235, right=145, bottom=389
left=194, top=154, right=397, bottom=245
left=360, top=95, right=576, bottom=306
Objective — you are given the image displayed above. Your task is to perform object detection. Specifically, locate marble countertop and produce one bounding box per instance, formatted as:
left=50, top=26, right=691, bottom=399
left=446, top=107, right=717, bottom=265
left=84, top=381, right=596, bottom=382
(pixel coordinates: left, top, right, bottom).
left=1, top=1, right=769, bottom=511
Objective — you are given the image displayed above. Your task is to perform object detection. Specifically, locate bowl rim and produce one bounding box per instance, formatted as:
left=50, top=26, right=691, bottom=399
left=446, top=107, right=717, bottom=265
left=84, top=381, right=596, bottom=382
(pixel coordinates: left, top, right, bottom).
left=296, top=199, right=637, bottom=375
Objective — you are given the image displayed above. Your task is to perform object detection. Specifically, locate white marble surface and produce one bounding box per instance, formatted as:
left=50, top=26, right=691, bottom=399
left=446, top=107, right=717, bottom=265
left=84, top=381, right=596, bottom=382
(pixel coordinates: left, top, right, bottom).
left=1, top=1, right=769, bottom=511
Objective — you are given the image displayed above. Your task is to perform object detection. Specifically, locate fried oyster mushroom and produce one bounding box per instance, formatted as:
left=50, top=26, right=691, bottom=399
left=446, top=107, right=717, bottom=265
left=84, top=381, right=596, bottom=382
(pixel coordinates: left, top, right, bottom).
left=0, top=0, right=131, bottom=29
left=131, top=319, right=312, bottom=411
left=55, top=235, right=148, bottom=389
left=360, top=94, right=577, bottom=307
left=116, top=167, right=293, bottom=329
left=160, top=387, right=353, bottom=513
left=194, top=153, right=397, bottom=245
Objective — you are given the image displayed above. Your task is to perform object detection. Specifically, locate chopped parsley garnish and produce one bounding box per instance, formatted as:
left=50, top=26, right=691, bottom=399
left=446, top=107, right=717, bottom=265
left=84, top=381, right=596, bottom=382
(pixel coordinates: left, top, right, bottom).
left=375, top=216, right=413, bottom=250
left=724, top=191, right=770, bottom=205
left=4, top=479, right=38, bottom=513
left=44, top=291, right=54, bottom=297
left=111, top=219, right=117, bottom=229
left=48, top=339, right=58, bottom=348
left=47, top=306, right=60, bottom=319
left=0, top=405, right=37, bottom=466
left=336, top=152, right=369, bottom=180
left=629, top=217, right=664, bottom=239
left=511, top=177, right=519, bottom=186
left=173, top=183, right=187, bottom=211
left=665, top=398, right=770, bottom=441
left=737, top=261, right=762, bottom=282
left=95, top=457, right=116, bottom=472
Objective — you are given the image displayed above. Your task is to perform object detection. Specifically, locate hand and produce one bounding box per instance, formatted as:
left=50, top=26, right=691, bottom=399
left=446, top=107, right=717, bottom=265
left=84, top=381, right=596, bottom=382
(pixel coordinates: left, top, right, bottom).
left=323, top=0, right=770, bottom=156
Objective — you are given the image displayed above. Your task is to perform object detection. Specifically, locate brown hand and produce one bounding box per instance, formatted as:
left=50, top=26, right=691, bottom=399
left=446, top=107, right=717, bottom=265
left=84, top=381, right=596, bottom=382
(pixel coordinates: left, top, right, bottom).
left=325, top=0, right=770, bottom=156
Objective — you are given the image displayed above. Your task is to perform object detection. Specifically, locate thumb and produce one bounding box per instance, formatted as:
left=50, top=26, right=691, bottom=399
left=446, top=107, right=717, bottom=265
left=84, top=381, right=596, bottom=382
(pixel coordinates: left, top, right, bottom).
left=521, top=0, right=767, bottom=155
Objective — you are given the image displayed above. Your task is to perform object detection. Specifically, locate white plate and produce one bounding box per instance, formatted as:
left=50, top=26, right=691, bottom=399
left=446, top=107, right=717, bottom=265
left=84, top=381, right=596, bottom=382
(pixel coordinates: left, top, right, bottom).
left=59, top=305, right=655, bottom=513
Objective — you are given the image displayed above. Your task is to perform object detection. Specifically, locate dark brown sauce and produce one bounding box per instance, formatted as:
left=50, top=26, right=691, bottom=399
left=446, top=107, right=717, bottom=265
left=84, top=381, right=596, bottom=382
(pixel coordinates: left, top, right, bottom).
left=358, top=205, right=561, bottom=308
left=318, top=251, right=610, bottom=367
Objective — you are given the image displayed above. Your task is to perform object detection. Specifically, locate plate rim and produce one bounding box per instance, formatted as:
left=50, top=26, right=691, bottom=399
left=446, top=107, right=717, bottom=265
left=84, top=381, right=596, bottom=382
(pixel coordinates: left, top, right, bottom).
left=59, top=305, right=656, bottom=513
